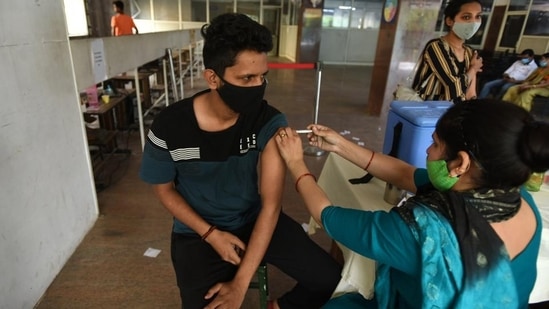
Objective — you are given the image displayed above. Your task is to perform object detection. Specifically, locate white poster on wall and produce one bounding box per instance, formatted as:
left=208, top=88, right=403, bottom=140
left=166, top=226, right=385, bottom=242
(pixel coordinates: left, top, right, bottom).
left=91, top=39, right=108, bottom=84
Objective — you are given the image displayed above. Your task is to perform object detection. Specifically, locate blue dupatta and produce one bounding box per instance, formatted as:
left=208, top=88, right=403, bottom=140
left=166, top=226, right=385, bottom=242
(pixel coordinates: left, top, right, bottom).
left=375, top=205, right=518, bottom=308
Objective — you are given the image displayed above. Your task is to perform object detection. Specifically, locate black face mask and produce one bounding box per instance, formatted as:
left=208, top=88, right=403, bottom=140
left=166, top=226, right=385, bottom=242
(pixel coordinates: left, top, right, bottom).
left=216, top=76, right=267, bottom=114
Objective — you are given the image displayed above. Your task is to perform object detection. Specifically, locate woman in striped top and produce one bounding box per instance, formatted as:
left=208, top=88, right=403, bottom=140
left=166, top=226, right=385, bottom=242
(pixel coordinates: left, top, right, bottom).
left=412, top=0, right=484, bottom=103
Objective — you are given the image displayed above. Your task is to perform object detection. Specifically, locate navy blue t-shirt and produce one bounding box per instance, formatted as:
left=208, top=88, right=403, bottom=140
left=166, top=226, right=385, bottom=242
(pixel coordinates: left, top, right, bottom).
left=140, top=89, right=288, bottom=234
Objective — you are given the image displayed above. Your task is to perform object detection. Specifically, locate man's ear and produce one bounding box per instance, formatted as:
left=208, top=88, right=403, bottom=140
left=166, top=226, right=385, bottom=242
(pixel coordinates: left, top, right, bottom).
left=449, top=151, right=471, bottom=177
left=203, top=69, right=218, bottom=89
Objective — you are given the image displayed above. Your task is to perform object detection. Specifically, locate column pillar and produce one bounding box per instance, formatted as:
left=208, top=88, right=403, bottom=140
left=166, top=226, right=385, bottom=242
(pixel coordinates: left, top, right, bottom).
left=367, top=0, right=443, bottom=116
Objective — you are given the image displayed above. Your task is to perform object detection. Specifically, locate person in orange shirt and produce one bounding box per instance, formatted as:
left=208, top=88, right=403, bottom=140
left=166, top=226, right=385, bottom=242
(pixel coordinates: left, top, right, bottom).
left=111, top=1, right=138, bottom=36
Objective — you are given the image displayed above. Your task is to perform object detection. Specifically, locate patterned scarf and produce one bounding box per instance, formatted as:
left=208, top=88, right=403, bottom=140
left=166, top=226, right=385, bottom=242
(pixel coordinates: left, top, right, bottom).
left=396, top=185, right=521, bottom=281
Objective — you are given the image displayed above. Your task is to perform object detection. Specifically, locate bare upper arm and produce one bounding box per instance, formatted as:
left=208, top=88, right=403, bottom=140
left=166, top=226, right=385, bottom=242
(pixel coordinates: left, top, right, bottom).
left=258, top=137, right=285, bottom=208
left=151, top=182, right=175, bottom=198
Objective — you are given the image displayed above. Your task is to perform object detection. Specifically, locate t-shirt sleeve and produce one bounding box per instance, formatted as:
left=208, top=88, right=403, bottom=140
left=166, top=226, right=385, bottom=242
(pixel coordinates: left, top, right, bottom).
left=257, top=113, right=287, bottom=151
left=139, top=120, right=176, bottom=184
left=111, top=16, right=116, bottom=28
left=321, top=205, right=420, bottom=275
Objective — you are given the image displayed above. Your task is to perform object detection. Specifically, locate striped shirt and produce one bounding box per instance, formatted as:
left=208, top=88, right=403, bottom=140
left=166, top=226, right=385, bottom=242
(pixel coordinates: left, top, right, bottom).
left=412, top=38, right=474, bottom=102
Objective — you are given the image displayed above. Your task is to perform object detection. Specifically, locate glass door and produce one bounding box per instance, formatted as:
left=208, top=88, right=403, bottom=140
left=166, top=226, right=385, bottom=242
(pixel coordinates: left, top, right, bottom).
left=263, top=7, right=281, bottom=56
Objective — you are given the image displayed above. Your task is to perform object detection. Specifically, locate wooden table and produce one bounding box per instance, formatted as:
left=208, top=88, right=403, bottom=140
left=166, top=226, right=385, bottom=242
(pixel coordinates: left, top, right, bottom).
left=111, top=72, right=154, bottom=109
left=310, top=153, right=549, bottom=304
left=84, top=90, right=134, bottom=188
left=83, top=89, right=135, bottom=131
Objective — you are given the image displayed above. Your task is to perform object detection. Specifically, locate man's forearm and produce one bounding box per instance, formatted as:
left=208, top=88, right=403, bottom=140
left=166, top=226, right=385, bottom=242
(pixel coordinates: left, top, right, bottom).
left=233, top=204, right=280, bottom=285
left=153, top=184, right=211, bottom=236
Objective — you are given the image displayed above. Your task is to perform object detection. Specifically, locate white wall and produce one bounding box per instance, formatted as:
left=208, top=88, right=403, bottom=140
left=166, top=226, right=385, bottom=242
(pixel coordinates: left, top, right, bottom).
left=0, top=2, right=194, bottom=307
left=0, top=1, right=98, bottom=308
left=518, top=37, right=549, bottom=55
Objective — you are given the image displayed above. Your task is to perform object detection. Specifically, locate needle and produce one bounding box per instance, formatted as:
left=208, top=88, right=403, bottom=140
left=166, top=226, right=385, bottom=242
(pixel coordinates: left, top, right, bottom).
left=296, top=129, right=312, bottom=134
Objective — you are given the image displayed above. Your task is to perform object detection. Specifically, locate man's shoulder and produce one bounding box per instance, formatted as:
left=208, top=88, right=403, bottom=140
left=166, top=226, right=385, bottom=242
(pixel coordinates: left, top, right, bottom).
left=252, top=101, right=286, bottom=126
left=151, top=97, right=195, bottom=129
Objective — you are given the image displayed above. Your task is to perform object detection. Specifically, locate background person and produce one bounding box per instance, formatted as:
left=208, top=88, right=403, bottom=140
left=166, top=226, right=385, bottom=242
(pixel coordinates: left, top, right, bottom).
left=139, top=13, right=341, bottom=309
left=412, top=0, right=483, bottom=102
left=275, top=100, right=547, bottom=308
left=502, top=53, right=549, bottom=111
left=478, top=49, right=538, bottom=99
left=111, top=1, right=138, bottom=36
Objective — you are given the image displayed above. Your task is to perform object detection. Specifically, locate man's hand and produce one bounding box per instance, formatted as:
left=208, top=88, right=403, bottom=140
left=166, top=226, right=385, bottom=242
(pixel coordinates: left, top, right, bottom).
left=203, top=280, right=247, bottom=309
left=205, top=229, right=246, bottom=265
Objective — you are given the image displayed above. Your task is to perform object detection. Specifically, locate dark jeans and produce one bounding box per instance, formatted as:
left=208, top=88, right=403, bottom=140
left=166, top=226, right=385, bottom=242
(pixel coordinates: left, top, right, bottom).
left=171, top=212, right=342, bottom=309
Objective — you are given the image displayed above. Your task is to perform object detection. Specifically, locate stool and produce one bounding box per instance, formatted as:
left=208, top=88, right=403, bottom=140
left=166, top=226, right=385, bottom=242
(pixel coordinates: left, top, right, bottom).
left=249, top=264, right=269, bottom=309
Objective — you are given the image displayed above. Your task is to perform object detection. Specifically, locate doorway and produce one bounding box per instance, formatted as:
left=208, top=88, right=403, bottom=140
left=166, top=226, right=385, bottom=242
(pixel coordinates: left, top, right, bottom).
left=263, top=6, right=281, bottom=56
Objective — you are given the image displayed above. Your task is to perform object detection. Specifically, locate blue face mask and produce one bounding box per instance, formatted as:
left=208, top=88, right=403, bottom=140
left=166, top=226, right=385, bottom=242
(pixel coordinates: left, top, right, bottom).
left=540, top=60, right=548, bottom=68
left=521, top=58, right=531, bottom=65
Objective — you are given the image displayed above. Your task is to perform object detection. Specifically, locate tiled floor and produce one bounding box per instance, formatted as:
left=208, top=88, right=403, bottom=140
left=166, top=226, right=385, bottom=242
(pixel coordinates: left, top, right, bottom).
left=35, top=64, right=382, bottom=309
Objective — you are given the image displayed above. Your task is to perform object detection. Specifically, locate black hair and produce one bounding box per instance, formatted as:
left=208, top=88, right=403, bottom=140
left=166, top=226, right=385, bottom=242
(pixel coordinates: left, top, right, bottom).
left=113, top=1, right=124, bottom=11
left=443, top=0, right=482, bottom=20
left=200, top=13, right=273, bottom=77
left=520, top=49, right=535, bottom=57
left=436, top=99, right=549, bottom=189
left=543, top=52, right=549, bottom=58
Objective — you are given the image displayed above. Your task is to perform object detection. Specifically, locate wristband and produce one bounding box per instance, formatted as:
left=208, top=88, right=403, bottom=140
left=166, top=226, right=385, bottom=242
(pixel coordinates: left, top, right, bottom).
left=364, top=151, right=375, bottom=171
left=201, top=225, right=217, bottom=241
left=295, top=173, right=316, bottom=193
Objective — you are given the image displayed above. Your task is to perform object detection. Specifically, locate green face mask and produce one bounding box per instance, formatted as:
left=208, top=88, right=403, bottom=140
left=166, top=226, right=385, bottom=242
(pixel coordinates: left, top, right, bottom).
left=426, top=159, right=458, bottom=191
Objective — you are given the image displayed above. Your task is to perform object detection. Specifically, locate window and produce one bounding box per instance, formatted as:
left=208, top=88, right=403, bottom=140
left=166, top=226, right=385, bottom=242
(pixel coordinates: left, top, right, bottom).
left=323, top=0, right=381, bottom=29
left=237, top=1, right=261, bottom=22
left=154, top=0, right=179, bottom=21
left=508, top=0, right=531, bottom=11
left=323, top=0, right=352, bottom=28
left=523, top=0, right=549, bottom=36
left=209, top=0, right=235, bottom=20
left=351, top=0, right=382, bottom=29
left=191, top=0, right=207, bottom=21
left=500, top=14, right=526, bottom=48
left=131, top=0, right=151, bottom=19
left=64, top=0, right=89, bottom=37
